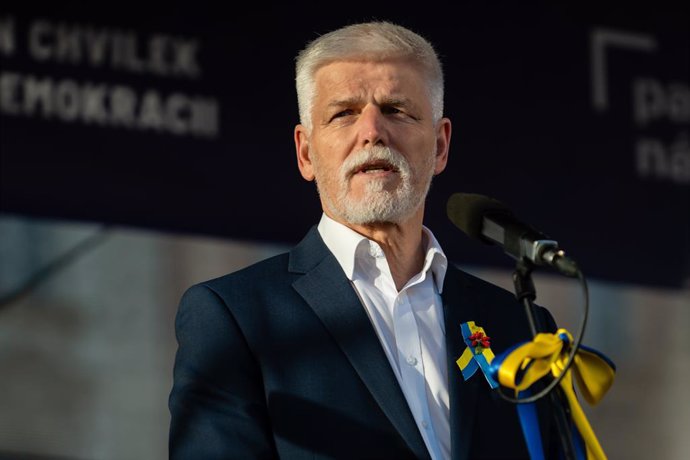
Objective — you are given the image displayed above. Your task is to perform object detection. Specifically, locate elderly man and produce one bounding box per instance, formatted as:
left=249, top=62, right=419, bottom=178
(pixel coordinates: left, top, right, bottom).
left=169, top=22, right=553, bottom=459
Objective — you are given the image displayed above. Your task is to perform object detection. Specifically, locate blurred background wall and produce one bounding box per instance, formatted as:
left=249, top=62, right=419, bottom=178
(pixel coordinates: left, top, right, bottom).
left=1, top=2, right=688, bottom=459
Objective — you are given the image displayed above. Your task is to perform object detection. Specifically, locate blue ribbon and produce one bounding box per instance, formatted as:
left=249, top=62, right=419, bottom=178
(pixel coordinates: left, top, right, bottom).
left=491, top=348, right=547, bottom=459
left=515, top=390, right=544, bottom=460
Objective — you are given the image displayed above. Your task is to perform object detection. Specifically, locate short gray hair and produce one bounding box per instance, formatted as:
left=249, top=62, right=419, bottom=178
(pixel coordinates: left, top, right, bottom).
left=295, top=22, right=444, bottom=130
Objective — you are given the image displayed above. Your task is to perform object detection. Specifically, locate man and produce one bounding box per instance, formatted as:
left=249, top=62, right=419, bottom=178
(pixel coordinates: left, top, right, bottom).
left=169, top=22, right=553, bottom=459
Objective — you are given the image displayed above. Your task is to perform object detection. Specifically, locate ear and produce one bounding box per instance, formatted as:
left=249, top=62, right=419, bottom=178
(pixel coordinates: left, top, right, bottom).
left=294, top=124, right=315, bottom=181
left=433, top=117, right=452, bottom=175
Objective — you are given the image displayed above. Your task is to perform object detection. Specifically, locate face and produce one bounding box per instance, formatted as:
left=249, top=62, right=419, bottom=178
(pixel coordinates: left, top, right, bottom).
left=295, top=59, right=451, bottom=226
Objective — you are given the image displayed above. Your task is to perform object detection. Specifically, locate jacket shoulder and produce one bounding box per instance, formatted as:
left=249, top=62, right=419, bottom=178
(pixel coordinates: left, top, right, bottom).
left=179, top=252, right=294, bottom=308
left=204, top=251, right=290, bottom=288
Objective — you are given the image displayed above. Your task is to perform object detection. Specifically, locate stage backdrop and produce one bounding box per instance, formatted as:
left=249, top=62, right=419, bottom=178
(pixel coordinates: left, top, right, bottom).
left=1, top=2, right=688, bottom=287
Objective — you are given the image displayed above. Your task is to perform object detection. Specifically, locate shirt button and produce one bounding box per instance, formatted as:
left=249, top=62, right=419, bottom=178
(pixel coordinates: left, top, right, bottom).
left=421, top=420, right=429, bottom=429
left=406, top=356, right=418, bottom=366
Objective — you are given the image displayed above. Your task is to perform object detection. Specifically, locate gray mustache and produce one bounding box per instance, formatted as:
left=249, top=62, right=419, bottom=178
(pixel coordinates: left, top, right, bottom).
left=340, top=146, right=409, bottom=178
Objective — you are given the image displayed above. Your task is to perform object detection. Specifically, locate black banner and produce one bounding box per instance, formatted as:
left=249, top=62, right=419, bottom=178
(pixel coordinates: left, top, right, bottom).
left=1, top=3, right=688, bottom=287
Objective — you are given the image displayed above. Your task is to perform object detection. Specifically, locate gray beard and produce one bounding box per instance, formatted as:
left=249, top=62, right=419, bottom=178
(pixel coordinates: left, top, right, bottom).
left=313, top=146, right=436, bottom=225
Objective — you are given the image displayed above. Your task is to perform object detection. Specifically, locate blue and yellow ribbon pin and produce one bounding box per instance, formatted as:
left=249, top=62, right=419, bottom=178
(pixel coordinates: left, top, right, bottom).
left=456, top=321, right=499, bottom=389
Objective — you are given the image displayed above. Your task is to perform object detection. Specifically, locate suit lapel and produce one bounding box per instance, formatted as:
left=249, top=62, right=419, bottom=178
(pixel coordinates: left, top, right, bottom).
left=289, top=228, right=429, bottom=458
left=442, top=265, right=481, bottom=460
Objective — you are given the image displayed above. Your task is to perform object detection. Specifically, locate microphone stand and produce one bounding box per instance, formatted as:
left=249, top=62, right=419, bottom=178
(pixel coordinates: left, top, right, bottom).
left=512, top=259, right=576, bottom=460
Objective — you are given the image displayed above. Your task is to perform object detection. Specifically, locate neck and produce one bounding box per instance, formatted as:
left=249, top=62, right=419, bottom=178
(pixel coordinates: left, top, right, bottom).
left=332, top=208, right=427, bottom=291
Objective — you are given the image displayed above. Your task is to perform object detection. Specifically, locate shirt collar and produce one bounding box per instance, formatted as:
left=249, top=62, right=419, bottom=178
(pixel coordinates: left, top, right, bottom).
left=317, top=213, right=368, bottom=280
left=317, top=213, right=448, bottom=293
left=421, top=227, right=449, bottom=294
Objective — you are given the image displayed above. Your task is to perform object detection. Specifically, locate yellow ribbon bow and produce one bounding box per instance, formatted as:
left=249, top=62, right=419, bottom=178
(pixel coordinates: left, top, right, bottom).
left=496, top=329, right=615, bottom=460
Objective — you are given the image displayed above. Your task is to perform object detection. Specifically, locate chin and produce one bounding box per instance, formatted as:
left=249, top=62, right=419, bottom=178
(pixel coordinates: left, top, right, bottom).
left=335, top=198, right=420, bottom=226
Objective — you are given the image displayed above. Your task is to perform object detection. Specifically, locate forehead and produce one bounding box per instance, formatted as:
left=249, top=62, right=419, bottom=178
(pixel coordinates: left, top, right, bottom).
left=313, top=59, right=430, bottom=104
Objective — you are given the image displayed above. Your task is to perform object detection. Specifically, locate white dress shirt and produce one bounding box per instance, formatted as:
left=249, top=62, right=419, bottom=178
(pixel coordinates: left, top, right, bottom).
left=317, top=214, right=450, bottom=460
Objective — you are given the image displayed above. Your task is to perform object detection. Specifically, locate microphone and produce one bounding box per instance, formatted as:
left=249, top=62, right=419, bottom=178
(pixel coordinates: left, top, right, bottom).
left=446, top=193, right=579, bottom=277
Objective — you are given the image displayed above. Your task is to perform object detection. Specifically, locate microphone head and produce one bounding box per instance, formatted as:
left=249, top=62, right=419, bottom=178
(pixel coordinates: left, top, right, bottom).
left=446, top=193, right=510, bottom=240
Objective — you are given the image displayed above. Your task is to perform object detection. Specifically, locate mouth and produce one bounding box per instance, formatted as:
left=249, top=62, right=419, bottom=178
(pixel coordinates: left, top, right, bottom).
left=352, top=160, right=398, bottom=176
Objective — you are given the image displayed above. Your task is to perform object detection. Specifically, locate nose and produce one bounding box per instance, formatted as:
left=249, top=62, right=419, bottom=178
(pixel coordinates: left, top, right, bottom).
left=357, top=105, right=388, bottom=148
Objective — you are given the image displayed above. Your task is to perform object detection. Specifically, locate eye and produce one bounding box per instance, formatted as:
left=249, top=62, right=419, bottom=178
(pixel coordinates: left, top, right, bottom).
left=330, top=109, right=354, bottom=121
left=381, top=105, right=419, bottom=121
left=381, top=106, right=403, bottom=115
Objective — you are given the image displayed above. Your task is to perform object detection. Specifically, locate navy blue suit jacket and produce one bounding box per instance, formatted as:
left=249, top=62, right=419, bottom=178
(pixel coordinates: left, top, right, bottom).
left=169, top=227, right=554, bottom=459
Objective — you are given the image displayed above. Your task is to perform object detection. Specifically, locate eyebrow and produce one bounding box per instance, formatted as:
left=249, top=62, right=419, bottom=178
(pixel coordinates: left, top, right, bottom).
left=326, top=97, right=361, bottom=109
left=326, top=96, right=415, bottom=109
left=380, top=97, right=415, bottom=109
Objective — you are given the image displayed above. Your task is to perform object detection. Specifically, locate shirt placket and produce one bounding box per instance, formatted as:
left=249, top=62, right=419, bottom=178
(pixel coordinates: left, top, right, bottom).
left=393, top=289, right=443, bottom=460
